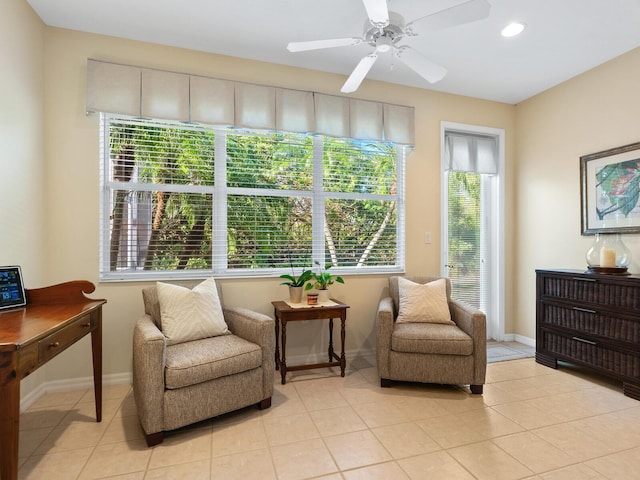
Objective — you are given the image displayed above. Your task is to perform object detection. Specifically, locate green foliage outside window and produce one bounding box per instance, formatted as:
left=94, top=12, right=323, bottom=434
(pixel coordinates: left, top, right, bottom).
left=447, top=171, right=480, bottom=278
left=103, top=116, right=402, bottom=277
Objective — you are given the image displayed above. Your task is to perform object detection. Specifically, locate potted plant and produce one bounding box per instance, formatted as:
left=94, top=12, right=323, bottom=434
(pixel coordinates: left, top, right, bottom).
left=280, top=268, right=313, bottom=304
left=305, top=262, right=344, bottom=302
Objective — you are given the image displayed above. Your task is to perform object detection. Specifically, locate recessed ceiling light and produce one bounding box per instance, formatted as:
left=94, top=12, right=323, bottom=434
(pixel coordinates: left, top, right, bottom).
left=501, top=22, right=525, bottom=38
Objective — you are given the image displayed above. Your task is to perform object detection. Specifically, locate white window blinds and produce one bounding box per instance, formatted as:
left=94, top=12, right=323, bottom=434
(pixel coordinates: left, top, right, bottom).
left=444, top=131, right=498, bottom=174
left=86, top=59, right=415, bottom=145
left=101, top=115, right=406, bottom=279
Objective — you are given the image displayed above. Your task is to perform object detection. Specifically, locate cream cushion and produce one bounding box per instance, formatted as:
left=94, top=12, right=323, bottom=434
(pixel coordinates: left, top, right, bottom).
left=156, top=277, right=229, bottom=345
left=396, top=277, right=454, bottom=325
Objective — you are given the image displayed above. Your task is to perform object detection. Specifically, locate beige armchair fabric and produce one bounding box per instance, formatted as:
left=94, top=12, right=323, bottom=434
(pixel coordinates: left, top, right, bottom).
left=133, top=286, right=275, bottom=446
left=376, top=276, right=486, bottom=393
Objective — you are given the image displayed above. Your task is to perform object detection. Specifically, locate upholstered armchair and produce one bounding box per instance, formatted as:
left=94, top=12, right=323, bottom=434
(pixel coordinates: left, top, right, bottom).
left=376, top=275, right=486, bottom=393
left=132, top=280, right=275, bottom=446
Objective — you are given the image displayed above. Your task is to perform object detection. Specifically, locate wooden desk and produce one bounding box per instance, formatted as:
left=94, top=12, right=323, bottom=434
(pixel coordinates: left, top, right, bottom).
left=0, top=281, right=106, bottom=480
left=272, top=300, right=349, bottom=385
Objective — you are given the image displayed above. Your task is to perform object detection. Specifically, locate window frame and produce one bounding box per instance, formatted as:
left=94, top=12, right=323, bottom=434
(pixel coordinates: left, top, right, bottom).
left=99, top=114, right=406, bottom=281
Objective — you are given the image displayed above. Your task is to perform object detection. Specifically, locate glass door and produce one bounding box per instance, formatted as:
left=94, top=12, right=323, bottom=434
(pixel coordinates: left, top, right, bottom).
left=441, top=123, right=504, bottom=340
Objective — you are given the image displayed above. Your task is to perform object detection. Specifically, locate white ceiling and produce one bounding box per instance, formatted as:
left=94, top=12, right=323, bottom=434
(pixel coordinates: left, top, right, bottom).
left=27, top=0, right=640, bottom=104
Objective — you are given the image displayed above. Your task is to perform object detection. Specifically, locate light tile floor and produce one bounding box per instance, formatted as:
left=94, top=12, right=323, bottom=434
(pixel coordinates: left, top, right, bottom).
left=17, top=354, right=640, bottom=479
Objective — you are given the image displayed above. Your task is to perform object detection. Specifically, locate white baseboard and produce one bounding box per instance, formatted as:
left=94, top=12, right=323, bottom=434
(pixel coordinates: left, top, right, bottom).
left=20, top=338, right=536, bottom=412
left=19, top=350, right=377, bottom=412
left=20, top=372, right=132, bottom=413
left=495, top=333, right=535, bottom=348
left=283, top=348, right=376, bottom=368
left=513, top=334, right=535, bottom=348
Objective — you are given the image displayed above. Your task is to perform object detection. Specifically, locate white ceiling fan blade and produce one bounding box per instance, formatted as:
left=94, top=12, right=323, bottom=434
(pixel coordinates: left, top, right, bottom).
left=287, top=37, right=362, bottom=52
left=362, top=0, right=389, bottom=27
left=409, top=0, right=491, bottom=31
left=396, top=46, right=447, bottom=84
left=341, top=53, right=378, bottom=93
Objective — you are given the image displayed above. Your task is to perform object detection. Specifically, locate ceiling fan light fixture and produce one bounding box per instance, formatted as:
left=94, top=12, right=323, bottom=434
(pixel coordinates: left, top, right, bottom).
left=375, top=36, right=393, bottom=53
left=501, top=22, right=525, bottom=38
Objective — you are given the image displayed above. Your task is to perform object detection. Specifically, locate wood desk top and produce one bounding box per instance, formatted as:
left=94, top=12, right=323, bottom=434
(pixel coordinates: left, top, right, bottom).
left=0, top=280, right=106, bottom=350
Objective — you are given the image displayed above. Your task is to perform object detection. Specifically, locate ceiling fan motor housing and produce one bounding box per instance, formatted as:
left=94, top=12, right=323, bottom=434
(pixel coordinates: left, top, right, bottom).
left=364, top=11, right=406, bottom=50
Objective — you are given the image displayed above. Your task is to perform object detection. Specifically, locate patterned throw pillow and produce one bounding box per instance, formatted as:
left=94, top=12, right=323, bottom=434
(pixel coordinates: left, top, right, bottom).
left=396, top=277, right=454, bottom=324
left=156, top=277, right=229, bottom=345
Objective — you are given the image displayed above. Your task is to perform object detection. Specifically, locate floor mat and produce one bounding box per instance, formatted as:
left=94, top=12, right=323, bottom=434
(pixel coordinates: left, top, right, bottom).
left=487, top=341, right=535, bottom=363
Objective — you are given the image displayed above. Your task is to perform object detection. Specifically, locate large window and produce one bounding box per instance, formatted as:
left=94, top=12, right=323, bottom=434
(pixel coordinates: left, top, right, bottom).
left=100, top=114, right=406, bottom=280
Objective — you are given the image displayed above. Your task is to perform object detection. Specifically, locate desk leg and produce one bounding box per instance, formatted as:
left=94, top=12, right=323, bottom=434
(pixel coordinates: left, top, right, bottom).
left=274, top=310, right=280, bottom=371
left=340, top=315, right=346, bottom=377
left=280, top=319, right=287, bottom=385
left=0, top=351, right=20, bottom=480
left=91, top=312, right=103, bottom=423
left=328, top=318, right=335, bottom=362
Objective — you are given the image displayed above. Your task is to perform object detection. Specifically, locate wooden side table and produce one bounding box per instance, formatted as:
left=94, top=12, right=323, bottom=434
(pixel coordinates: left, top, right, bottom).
left=271, top=300, right=349, bottom=384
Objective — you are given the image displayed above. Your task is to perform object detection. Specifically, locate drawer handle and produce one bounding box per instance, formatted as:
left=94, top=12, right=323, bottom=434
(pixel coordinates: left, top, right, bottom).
left=48, top=341, right=60, bottom=349
left=573, top=307, right=597, bottom=314
left=572, top=336, right=597, bottom=346
left=571, top=277, right=597, bottom=282
left=81, top=322, right=91, bottom=328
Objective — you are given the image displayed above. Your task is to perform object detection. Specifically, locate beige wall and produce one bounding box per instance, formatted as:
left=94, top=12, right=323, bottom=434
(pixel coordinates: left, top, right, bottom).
left=514, top=47, right=640, bottom=339
left=6, top=1, right=519, bottom=395
left=8, top=0, right=640, bottom=398
left=33, top=26, right=516, bottom=386
left=0, top=1, right=47, bottom=393
left=0, top=1, right=45, bottom=282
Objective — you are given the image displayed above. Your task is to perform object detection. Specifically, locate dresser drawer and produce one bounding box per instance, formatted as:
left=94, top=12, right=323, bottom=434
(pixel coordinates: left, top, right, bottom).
left=541, top=330, right=640, bottom=380
left=540, top=302, right=640, bottom=345
left=38, top=315, right=96, bottom=363
left=540, top=274, right=640, bottom=309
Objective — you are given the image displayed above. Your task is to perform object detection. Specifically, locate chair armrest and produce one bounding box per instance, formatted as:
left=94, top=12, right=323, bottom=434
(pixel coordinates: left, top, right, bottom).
left=449, top=298, right=487, bottom=383
left=223, top=306, right=274, bottom=348
left=132, top=315, right=167, bottom=435
left=449, top=299, right=485, bottom=339
left=376, top=296, right=395, bottom=378
left=223, top=306, right=275, bottom=395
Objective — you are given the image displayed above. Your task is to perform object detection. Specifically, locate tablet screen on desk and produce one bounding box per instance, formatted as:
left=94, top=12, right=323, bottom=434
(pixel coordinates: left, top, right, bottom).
left=0, top=266, right=26, bottom=310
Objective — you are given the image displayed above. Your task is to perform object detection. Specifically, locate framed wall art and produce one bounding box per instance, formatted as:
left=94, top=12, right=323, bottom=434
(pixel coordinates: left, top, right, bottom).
left=581, top=141, right=640, bottom=234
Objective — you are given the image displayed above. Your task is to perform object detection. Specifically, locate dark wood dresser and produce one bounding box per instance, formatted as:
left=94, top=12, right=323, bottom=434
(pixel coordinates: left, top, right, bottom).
left=536, top=269, right=640, bottom=400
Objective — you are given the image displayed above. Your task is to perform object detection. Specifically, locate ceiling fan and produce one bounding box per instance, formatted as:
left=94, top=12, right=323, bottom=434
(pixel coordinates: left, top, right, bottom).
left=286, top=0, right=491, bottom=93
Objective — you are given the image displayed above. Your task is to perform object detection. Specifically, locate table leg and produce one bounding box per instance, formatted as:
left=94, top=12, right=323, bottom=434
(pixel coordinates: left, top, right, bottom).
left=274, top=309, right=280, bottom=371
left=0, top=351, right=20, bottom=480
left=340, top=315, right=346, bottom=377
left=91, top=313, right=103, bottom=423
left=328, top=318, right=334, bottom=362
left=280, top=319, right=287, bottom=384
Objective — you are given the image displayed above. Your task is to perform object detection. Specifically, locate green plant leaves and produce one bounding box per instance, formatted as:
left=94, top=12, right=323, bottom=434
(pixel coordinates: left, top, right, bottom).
left=279, top=269, right=313, bottom=287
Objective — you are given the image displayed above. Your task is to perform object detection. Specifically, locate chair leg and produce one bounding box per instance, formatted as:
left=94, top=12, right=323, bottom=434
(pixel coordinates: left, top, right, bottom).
left=258, top=397, right=272, bottom=410
left=380, top=378, right=392, bottom=388
left=144, top=431, right=164, bottom=447
left=470, top=384, right=483, bottom=395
